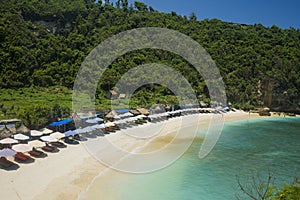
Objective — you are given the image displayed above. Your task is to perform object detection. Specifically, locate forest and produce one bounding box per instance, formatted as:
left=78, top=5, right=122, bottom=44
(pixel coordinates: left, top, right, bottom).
left=0, top=0, right=300, bottom=127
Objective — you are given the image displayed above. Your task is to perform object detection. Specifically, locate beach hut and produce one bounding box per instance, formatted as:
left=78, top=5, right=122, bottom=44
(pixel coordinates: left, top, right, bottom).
left=0, top=125, right=14, bottom=139
left=137, top=108, right=149, bottom=115
left=16, top=123, right=30, bottom=134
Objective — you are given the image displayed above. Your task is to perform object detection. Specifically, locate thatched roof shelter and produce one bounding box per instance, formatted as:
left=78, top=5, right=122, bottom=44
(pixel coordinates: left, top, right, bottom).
left=16, top=123, right=30, bottom=134
left=0, top=126, right=14, bottom=140
left=137, top=108, right=149, bottom=115
left=130, top=109, right=140, bottom=116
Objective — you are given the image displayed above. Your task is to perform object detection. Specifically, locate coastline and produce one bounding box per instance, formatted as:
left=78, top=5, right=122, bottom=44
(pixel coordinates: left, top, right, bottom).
left=0, top=111, right=265, bottom=200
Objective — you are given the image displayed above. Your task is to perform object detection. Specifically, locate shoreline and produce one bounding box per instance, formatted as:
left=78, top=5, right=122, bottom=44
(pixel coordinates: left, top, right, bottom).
left=0, top=111, right=277, bottom=200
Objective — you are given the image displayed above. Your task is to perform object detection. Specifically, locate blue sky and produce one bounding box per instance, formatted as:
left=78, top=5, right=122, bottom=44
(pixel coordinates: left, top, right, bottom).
left=121, top=0, right=300, bottom=29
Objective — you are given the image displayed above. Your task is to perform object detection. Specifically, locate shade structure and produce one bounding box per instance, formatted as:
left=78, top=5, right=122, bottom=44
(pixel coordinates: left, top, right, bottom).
left=95, top=124, right=106, bottom=129
left=12, top=144, right=32, bottom=153
left=40, top=136, right=58, bottom=142
left=64, top=130, right=77, bottom=137
left=0, top=138, right=19, bottom=144
left=0, top=126, right=14, bottom=139
left=86, top=119, right=98, bottom=124
left=137, top=108, right=149, bottom=115
left=48, top=118, right=73, bottom=127
left=118, top=112, right=134, bottom=118
left=41, top=128, right=53, bottom=134
left=92, top=124, right=106, bottom=129
left=94, top=117, right=104, bottom=122
left=0, top=148, right=17, bottom=157
left=0, top=119, right=21, bottom=124
left=16, top=123, right=30, bottom=134
left=82, top=126, right=96, bottom=132
left=13, top=133, right=30, bottom=141
left=30, top=130, right=44, bottom=137
left=105, top=122, right=115, bottom=127
left=113, top=115, right=121, bottom=120
left=74, top=129, right=86, bottom=134
left=50, top=132, right=65, bottom=140
left=28, top=140, right=45, bottom=148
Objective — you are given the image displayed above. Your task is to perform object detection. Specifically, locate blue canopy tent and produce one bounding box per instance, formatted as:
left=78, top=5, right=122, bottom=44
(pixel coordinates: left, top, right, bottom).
left=49, top=118, right=73, bottom=132
left=115, top=109, right=130, bottom=114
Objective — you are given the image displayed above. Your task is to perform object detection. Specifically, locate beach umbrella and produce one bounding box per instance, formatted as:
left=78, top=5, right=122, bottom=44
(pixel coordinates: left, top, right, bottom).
left=50, top=132, right=65, bottom=140
left=12, top=144, right=32, bottom=153
left=41, top=128, right=53, bottom=134
left=96, top=124, right=106, bottom=129
left=82, top=126, right=96, bottom=132
left=105, top=122, right=115, bottom=127
left=40, top=136, right=58, bottom=143
left=0, top=137, right=19, bottom=144
left=16, top=123, right=30, bottom=134
left=64, top=130, right=77, bottom=137
left=30, top=130, right=43, bottom=137
left=0, top=148, right=17, bottom=157
left=28, top=140, right=45, bottom=148
left=74, top=128, right=86, bottom=134
left=94, top=117, right=104, bottom=122
left=13, top=133, right=30, bottom=141
left=113, top=115, right=121, bottom=120
left=86, top=119, right=98, bottom=124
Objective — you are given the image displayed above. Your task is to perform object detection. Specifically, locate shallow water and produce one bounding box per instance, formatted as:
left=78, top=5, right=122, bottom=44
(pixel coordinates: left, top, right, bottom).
left=81, top=117, right=300, bottom=200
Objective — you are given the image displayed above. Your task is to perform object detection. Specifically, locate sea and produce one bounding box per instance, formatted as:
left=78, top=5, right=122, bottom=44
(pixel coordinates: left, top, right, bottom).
left=80, top=116, right=300, bottom=200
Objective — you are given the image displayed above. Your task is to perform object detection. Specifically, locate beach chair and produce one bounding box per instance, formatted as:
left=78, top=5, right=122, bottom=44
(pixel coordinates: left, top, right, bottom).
left=50, top=141, right=67, bottom=148
left=28, top=148, right=46, bottom=157
left=64, top=138, right=79, bottom=145
left=14, top=152, right=34, bottom=162
left=42, top=145, right=56, bottom=152
left=0, top=157, right=17, bottom=168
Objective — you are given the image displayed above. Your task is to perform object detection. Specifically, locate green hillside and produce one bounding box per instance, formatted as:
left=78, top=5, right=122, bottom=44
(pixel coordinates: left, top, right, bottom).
left=0, top=0, right=300, bottom=127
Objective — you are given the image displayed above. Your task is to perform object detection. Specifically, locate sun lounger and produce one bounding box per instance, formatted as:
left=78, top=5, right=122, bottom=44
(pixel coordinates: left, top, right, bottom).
left=50, top=141, right=67, bottom=148
left=14, top=152, right=33, bottom=162
left=28, top=148, right=46, bottom=157
left=42, top=145, right=56, bottom=152
left=0, top=157, right=16, bottom=168
left=64, top=138, right=79, bottom=145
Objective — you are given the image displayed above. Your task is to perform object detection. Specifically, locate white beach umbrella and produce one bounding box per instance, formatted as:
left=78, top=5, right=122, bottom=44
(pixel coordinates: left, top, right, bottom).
left=30, top=130, right=43, bottom=137
left=0, top=148, right=17, bottom=157
left=0, top=137, right=19, bottom=144
left=74, top=129, right=86, bottom=134
left=28, top=140, right=45, bottom=148
left=85, top=119, right=98, bottom=124
left=40, top=136, right=58, bottom=143
left=41, top=128, right=53, bottom=134
left=13, top=133, right=30, bottom=141
left=12, top=144, right=32, bottom=153
left=94, top=117, right=104, bottom=122
left=105, top=122, right=115, bottom=127
left=50, top=132, right=65, bottom=140
left=64, top=130, right=77, bottom=137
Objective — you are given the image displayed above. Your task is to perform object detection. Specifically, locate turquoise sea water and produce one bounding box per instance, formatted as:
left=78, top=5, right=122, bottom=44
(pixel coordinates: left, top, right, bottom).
left=104, top=117, right=300, bottom=200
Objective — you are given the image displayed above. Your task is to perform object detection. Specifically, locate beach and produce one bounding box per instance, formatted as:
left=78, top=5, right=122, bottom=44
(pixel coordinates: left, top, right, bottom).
left=0, top=111, right=262, bottom=200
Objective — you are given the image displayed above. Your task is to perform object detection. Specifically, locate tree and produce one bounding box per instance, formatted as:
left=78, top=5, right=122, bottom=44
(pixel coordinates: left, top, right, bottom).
left=189, top=12, right=197, bottom=20
left=134, top=1, right=148, bottom=11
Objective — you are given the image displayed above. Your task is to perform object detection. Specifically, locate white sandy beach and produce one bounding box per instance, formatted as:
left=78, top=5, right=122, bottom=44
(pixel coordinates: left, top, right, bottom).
left=0, top=111, right=263, bottom=200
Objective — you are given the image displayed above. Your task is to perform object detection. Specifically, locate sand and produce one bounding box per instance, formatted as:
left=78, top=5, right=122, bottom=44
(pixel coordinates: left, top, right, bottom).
left=0, top=111, right=263, bottom=200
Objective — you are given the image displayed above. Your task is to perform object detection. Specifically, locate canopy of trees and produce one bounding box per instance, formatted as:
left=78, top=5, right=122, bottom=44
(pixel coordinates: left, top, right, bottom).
left=0, top=0, right=299, bottom=112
